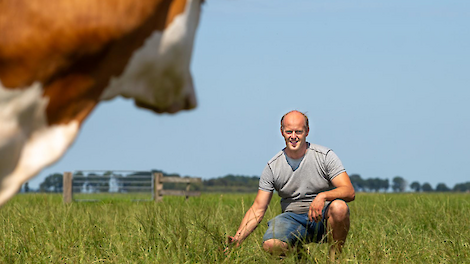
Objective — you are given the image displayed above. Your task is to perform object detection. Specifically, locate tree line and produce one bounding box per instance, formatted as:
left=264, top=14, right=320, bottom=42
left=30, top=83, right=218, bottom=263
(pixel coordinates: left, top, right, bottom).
left=349, top=174, right=469, bottom=193
left=23, top=171, right=470, bottom=193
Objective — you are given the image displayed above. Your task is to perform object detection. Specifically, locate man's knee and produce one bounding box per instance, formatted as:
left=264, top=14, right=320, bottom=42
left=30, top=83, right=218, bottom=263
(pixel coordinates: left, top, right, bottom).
left=327, top=200, right=350, bottom=221
left=263, top=239, right=288, bottom=253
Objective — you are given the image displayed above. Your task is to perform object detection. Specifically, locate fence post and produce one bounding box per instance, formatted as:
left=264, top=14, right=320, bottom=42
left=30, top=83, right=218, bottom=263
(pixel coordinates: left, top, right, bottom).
left=185, top=182, right=192, bottom=200
left=154, top=172, right=163, bottom=202
left=63, top=172, right=73, bottom=204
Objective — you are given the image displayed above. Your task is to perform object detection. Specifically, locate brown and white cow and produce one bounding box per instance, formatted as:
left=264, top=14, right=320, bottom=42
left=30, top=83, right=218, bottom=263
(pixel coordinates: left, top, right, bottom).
left=0, top=0, right=203, bottom=205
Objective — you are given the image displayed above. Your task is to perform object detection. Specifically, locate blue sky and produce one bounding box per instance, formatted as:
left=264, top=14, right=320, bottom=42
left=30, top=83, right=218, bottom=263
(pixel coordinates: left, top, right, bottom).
left=30, top=0, right=470, bottom=190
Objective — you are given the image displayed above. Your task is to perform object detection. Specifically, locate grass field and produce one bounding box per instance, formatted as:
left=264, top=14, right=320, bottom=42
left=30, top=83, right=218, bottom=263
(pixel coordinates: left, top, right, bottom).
left=1, top=192, right=469, bottom=263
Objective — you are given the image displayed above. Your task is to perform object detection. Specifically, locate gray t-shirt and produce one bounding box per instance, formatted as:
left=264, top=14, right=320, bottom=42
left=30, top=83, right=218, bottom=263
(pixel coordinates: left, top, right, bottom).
left=259, top=143, right=346, bottom=214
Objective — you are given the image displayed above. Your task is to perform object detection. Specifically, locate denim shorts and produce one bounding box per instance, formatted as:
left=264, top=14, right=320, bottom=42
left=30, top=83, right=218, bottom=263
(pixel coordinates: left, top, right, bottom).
left=262, top=202, right=333, bottom=245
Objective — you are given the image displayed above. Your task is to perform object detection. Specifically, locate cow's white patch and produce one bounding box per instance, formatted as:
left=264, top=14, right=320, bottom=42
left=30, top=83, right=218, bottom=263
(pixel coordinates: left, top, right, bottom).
left=101, top=0, right=201, bottom=112
left=0, top=82, right=79, bottom=206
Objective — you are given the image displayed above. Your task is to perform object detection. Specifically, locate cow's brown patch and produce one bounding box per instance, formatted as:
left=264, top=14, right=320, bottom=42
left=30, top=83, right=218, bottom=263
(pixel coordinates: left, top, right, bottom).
left=0, top=0, right=192, bottom=126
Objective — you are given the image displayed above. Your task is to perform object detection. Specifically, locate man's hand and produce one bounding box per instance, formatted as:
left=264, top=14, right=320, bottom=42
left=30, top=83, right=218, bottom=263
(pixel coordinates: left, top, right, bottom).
left=224, top=236, right=240, bottom=254
left=308, top=193, right=326, bottom=222
left=226, top=235, right=239, bottom=247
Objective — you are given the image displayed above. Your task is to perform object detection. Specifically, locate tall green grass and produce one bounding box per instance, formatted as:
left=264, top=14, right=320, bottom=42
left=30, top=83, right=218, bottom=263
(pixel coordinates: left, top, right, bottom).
left=1, top=192, right=468, bottom=263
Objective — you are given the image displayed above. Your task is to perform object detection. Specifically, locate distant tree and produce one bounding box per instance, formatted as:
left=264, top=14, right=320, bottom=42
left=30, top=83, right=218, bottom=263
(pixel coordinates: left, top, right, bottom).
left=201, top=174, right=259, bottom=192
left=453, top=182, right=470, bottom=192
left=435, top=183, right=450, bottom=192
left=392, top=176, right=407, bottom=192
left=151, top=169, right=179, bottom=177
left=365, top=178, right=380, bottom=192
left=23, top=182, right=30, bottom=193
left=362, top=178, right=371, bottom=192
left=422, top=182, right=433, bottom=192
left=381, top=178, right=390, bottom=192
left=349, top=174, right=365, bottom=192
left=361, top=178, right=370, bottom=192
left=39, top=173, right=63, bottom=192
left=410, top=181, right=421, bottom=192
left=204, top=175, right=259, bottom=188
left=364, top=178, right=388, bottom=192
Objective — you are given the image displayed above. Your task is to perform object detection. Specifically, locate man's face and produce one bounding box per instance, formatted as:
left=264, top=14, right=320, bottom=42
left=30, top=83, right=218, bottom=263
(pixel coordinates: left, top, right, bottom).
left=281, top=112, right=309, bottom=155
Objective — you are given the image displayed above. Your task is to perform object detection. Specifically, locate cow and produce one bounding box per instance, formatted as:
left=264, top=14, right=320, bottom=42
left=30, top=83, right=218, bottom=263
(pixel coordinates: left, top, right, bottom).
left=0, top=0, right=203, bottom=206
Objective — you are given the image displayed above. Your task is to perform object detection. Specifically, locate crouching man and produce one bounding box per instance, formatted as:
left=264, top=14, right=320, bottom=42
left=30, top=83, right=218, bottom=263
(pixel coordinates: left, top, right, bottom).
left=228, top=110, right=355, bottom=258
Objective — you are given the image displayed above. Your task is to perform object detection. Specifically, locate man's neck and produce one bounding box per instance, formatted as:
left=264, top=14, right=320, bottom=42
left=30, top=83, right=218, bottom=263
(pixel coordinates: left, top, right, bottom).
left=285, top=144, right=308, bottom=159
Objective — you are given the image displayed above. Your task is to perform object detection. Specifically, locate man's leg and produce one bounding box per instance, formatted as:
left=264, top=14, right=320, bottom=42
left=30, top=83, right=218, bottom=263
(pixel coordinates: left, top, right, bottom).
left=263, top=239, right=289, bottom=255
left=325, top=200, right=350, bottom=258
left=262, top=212, right=307, bottom=255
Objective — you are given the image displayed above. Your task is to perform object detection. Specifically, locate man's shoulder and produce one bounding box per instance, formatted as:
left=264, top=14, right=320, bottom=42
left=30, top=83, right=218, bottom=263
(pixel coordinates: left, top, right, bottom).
left=267, top=149, right=285, bottom=165
left=308, top=143, right=333, bottom=156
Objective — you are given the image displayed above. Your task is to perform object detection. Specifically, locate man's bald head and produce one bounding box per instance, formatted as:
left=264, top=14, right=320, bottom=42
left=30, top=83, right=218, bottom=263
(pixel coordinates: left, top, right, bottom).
left=280, top=110, right=309, bottom=130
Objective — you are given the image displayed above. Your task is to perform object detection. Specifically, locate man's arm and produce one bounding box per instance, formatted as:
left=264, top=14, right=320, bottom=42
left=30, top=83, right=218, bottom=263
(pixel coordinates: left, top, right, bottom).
left=228, top=190, right=273, bottom=246
left=308, top=172, right=355, bottom=222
